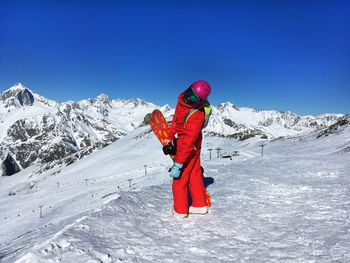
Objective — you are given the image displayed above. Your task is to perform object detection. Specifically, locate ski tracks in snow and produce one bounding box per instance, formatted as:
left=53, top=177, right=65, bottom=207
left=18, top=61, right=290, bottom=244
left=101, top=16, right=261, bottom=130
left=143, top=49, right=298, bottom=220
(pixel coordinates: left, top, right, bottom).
left=12, top=186, right=237, bottom=263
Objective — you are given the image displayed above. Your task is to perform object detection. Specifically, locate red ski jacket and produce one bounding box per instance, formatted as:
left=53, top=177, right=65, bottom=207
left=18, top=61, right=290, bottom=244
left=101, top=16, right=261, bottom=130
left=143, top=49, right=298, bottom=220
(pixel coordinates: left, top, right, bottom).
left=167, top=92, right=206, bottom=165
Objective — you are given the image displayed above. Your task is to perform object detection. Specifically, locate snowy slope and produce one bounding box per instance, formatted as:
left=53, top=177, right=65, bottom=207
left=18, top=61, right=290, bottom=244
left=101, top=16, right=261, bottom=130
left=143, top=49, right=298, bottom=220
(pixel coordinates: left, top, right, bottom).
left=0, top=125, right=171, bottom=243
left=1, top=116, right=349, bottom=262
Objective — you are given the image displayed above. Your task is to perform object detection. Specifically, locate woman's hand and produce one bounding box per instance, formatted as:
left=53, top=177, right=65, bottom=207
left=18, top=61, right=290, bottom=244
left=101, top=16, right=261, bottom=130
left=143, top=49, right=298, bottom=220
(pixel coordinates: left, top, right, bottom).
left=164, top=139, right=174, bottom=146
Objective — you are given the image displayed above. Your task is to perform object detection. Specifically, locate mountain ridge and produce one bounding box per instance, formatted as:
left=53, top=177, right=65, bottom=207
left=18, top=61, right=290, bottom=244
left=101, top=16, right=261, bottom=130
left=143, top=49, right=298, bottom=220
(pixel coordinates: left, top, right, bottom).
left=0, top=83, right=344, bottom=176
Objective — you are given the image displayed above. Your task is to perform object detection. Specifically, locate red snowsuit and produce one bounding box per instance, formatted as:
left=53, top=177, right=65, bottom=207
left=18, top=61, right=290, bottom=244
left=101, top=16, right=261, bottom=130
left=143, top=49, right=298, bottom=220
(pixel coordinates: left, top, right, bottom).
left=167, top=92, right=207, bottom=214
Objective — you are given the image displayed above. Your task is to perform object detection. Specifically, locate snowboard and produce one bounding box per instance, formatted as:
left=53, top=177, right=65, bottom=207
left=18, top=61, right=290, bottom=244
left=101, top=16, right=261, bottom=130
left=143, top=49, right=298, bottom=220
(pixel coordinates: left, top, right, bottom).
left=150, top=109, right=211, bottom=207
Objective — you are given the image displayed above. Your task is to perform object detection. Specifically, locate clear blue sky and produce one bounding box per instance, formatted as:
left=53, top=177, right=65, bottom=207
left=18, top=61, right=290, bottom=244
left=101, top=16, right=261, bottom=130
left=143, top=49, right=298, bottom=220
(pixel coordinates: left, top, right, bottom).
left=1, top=0, right=349, bottom=115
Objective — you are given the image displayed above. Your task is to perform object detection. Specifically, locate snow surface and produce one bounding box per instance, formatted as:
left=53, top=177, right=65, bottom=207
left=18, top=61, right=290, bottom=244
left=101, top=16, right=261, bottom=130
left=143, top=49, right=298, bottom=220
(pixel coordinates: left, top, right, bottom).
left=1, top=120, right=350, bottom=262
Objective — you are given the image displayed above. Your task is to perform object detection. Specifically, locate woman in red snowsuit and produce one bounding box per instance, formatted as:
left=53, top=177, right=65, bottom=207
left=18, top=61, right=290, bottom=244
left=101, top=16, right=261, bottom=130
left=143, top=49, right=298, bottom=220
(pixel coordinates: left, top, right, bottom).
left=164, top=80, right=211, bottom=217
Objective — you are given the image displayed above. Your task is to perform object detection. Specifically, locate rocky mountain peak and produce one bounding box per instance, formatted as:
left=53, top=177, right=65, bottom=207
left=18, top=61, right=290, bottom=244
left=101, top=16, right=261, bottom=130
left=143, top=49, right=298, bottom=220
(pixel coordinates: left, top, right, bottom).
left=9, top=82, right=27, bottom=90
left=96, top=93, right=111, bottom=101
left=95, top=94, right=112, bottom=106
left=1, top=83, right=36, bottom=108
left=217, top=102, right=240, bottom=111
left=128, top=98, right=150, bottom=107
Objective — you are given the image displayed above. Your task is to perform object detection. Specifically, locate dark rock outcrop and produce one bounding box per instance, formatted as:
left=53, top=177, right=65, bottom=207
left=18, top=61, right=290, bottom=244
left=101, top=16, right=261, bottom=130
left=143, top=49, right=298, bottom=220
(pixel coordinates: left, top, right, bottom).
left=2, top=153, right=21, bottom=176
left=317, top=115, right=350, bottom=138
left=139, top=113, right=152, bottom=127
left=17, top=89, right=34, bottom=106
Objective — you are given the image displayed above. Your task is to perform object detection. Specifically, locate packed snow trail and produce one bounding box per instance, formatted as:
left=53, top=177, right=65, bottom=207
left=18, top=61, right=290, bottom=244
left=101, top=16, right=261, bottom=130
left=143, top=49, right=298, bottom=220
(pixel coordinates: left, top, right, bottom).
left=3, top=149, right=349, bottom=263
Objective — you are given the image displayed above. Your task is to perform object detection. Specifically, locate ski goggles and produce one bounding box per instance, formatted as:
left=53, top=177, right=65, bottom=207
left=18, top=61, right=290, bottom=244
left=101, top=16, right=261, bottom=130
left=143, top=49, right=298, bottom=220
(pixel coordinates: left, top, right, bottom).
left=184, top=86, right=201, bottom=104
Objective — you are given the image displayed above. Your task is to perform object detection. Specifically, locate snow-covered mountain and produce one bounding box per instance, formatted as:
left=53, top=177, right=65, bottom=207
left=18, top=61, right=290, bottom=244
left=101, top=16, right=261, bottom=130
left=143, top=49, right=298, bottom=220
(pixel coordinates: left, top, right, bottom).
left=207, top=102, right=343, bottom=139
left=0, top=83, right=344, bottom=176
left=0, top=83, right=171, bottom=176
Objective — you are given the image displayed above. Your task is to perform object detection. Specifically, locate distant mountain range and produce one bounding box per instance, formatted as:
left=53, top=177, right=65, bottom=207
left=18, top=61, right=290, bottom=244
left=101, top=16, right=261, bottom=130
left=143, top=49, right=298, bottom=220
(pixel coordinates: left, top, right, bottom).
left=0, top=83, right=345, bottom=176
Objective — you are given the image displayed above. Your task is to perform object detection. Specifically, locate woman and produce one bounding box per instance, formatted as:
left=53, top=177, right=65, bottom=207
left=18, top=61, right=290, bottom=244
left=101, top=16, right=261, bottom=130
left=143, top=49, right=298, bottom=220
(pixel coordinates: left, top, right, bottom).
left=164, top=80, right=212, bottom=218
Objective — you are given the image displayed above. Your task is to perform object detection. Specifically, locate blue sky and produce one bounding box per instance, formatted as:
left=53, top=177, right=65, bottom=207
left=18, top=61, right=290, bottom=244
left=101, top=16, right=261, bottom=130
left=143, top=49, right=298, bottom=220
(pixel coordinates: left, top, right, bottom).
left=1, top=0, right=349, bottom=115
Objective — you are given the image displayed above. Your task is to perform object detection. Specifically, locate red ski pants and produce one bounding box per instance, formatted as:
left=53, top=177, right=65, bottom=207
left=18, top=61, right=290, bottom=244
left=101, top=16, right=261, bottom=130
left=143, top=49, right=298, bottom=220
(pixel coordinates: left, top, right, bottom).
left=172, top=150, right=207, bottom=214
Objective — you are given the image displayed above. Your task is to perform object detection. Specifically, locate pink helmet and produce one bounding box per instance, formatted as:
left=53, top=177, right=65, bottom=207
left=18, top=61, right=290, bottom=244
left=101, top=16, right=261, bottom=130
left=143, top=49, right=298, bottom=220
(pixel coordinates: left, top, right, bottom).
left=191, top=80, right=211, bottom=100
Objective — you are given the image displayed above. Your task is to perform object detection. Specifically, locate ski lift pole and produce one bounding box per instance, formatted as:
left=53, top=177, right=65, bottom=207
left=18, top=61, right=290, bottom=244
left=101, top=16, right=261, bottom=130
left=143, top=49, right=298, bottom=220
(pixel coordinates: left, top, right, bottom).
left=260, top=143, right=265, bottom=157
left=215, top=147, right=222, bottom=158
left=39, top=205, right=43, bottom=218
left=208, top=148, right=213, bottom=160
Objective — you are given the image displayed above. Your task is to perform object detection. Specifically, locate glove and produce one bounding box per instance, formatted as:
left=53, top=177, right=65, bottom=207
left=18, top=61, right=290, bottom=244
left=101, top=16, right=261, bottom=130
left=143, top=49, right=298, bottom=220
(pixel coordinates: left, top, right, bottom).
left=170, top=162, right=183, bottom=178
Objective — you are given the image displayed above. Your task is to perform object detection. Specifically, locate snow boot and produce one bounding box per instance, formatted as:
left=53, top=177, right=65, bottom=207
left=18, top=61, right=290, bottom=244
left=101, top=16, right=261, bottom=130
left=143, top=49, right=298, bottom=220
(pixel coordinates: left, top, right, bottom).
left=172, top=210, right=188, bottom=218
left=189, top=206, right=208, bottom=215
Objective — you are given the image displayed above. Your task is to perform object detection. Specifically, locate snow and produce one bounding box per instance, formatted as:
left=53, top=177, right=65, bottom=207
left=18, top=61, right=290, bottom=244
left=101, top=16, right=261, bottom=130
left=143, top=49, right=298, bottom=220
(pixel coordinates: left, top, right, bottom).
left=1, top=120, right=350, bottom=262
left=1, top=84, right=349, bottom=261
